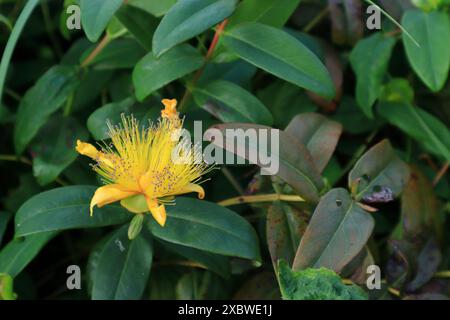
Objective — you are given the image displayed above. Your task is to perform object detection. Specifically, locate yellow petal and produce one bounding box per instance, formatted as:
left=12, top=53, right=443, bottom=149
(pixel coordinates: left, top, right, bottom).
left=161, top=98, right=178, bottom=119
left=174, top=183, right=205, bottom=199
left=146, top=197, right=167, bottom=227
left=90, top=184, right=137, bottom=216
left=76, top=140, right=99, bottom=159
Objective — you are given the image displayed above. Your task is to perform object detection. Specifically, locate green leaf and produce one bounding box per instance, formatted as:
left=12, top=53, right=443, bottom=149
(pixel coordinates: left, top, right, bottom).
left=80, top=0, right=124, bottom=42
left=176, top=269, right=229, bottom=299
left=152, top=0, right=238, bottom=57
left=133, top=44, right=204, bottom=101
left=128, top=0, right=177, bottom=17
left=116, top=5, right=159, bottom=51
left=193, top=80, right=273, bottom=125
left=15, top=186, right=130, bottom=237
left=159, top=240, right=231, bottom=278
left=349, top=33, right=396, bottom=118
left=0, top=273, right=17, bottom=300
left=205, top=123, right=325, bottom=203
left=87, top=97, right=160, bottom=140
left=91, top=225, right=153, bottom=300
left=14, top=65, right=80, bottom=154
left=285, top=113, right=342, bottom=173
left=222, top=22, right=335, bottom=99
left=349, top=139, right=410, bottom=201
left=0, top=212, right=12, bottom=247
left=31, top=116, right=88, bottom=186
left=146, top=197, right=260, bottom=261
left=378, top=102, right=450, bottom=162
left=402, top=10, right=450, bottom=92
left=228, top=0, right=301, bottom=28
left=0, top=232, right=57, bottom=277
left=379, top=78, right=415, bottom=104
left=292, top=188, right=374, bottom=272
left=278, top=261, right=367, bottom=300
left=266, top=203, right=307, bottom=269
left=0, top=0, right=39, bottom=108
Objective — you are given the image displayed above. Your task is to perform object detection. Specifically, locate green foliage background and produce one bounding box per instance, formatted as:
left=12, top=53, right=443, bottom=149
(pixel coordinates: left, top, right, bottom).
left=0, top=0, right=449, bottom=300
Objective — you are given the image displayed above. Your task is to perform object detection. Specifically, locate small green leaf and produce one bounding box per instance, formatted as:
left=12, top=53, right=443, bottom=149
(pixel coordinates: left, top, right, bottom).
left=0, top=273, right=17, bottom=300
left=402, top=9, right=450, bottom=92
left=146, top=197, right=260, bottom=261
left=133, top=44, right=204, bottom=101
left=153, top=0, right=238, bottom=57
left=91, top=225, right=153, bottom=300
left=80, top=0, right=124, bottom=42
left=193, top=80, right=273, bottom=125
left=15, top=186, right=130, bottom=237
left=349, top=33, right=396, bottom=118
left=0, top=232, right=57, bottom=277
left=128, top=214, right=144, bottom=240
left=278, top=261, right=368, bottom=300
left=223, top=23, right=335, bottom=99
left=14, top=65, right=80, bottom=154
left=349, top=139, right=410, bottom=201
left=293, top=188, right=374, bottom=272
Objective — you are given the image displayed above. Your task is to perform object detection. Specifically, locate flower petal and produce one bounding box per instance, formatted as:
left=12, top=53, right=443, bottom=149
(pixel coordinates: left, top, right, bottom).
left=90, top=184, right=137, bottom=216
left=76, top=140, right=99, bottom=159
left=174, top=183, right=205, bottom=199
left=146, top=197, right=167, bottom=227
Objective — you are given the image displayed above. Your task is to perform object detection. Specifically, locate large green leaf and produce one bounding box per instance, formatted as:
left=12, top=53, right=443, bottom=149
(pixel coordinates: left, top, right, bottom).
left=0, top=232, right=56, bottom=277
left=146, top=197, right=260, bottom=261
left=402, top=10, right=450, bottom=92
left=0, top=212, right=12, bottom=247
left=292, top=188, right=374, bottom=272
left=128, top=0, right=177, bottom=17
left=222, top=23, right=335, bottom=99
left=14, top=65, right=80, bottom=154
left=278, top=261, right=367, bottom=300
left=15, top=186, right=130, bottom=237
left=152, top=0, right=238, bottom=57
left=205, top=123, right=325, bottom=203
left=193, top=80, right=273, bottom=125
left=378, top=102, right=450, bottom=162
left=227, top=0, right=301, bottom=28
left=80, top=0, right=124, bottom=42
left=349, top=139, right=410, bottom=202
left=115, top=5, right=159, bottom=51
left=91, top=225, right=153, bottom=300
left=285, top=113, right=342, bottom=173
left=31, top=116, right=88, bottom=186
left=133, top=44, right=204, bottom=101
left=349, top=33, right=396, bottom=118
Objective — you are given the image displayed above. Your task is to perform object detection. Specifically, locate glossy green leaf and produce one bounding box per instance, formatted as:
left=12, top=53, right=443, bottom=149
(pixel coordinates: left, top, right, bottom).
left=116, top=5, right=159, bottom=51
left=91, top=225, right=153, bottom=300
left=349, top=139, right=410, bottom=201
left=80, top=0, right=124, bottom=42
left=14, top=65, right=80, bottom=154
left=0, top=212, right=12, bottom=247
left=292, top=188, right=374, bottom=272
left=228, top=0, right=301, bottom=28
left=378, top=102, right=450, bottom=162
left=402, top=10, right=450, bottom=92
left=32, top=116, right=88, bottom=186
left=285, top=113, right=342, bottom=173
left=205, top=123, right=325, bottom=203
left=153, top=0, right=238, bottom=57
left=193, top=80, right=273, bottom=125
left=349, top=33, right=396, bottom=118
left=0, top=232, right=57, bottom=277
left=266, top=203, right=307, bottom=269
left=146, top=197, right=260, bottom=261
left=133, top=44, right=204, bottom=101
left=278, top=261, right=367, bottom=300
left=15, top=186, right=130, bottom=237
left=222, top=23, right=335, bottom=99
left=128, top=0, right=177, bottom=17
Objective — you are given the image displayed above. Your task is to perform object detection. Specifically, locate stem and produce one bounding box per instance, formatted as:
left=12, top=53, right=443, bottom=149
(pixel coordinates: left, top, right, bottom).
left=0, top=154, right=32, bottom=165
left=221, top=167, right=245, bottom=195
left=434, top=270, right=450, bottom=278
left=432, top=162, right=449, bottom=187
left=178, top=19, right=228, bottom=111
left=40, top=1, right=63, bottom=59
left=80, top=34, right=110, bottom=68
left=218, top=193, right=305, bottom=207
left=302, top=7, right=329, bottom=33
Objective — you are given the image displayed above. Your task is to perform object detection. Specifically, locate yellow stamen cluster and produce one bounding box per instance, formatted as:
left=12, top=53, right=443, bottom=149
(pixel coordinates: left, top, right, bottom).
left=76, top=99, right=210, bottom=227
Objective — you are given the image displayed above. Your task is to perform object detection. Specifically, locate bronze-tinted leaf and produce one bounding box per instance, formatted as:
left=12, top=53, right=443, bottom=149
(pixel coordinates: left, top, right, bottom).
left=328, top=0, right=364, bottom=46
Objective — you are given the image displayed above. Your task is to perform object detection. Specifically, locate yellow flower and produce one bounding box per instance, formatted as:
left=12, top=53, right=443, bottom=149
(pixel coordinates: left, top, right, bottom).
left=76, top=99, right=210, bottom=227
